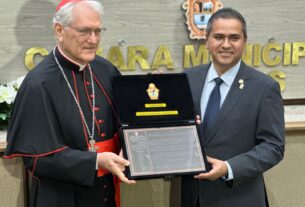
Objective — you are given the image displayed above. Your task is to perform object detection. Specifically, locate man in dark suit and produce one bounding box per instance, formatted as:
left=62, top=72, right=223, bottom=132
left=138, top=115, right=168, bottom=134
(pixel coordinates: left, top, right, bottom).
left=181, top=8, right=285, bottom=207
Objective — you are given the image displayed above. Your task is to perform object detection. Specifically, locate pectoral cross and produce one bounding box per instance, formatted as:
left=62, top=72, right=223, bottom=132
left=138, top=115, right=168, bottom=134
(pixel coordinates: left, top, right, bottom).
left=89, top=139, right=99, bottom=152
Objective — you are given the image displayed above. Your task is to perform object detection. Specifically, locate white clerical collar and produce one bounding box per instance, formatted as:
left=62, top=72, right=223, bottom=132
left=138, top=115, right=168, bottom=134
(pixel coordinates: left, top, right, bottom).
left=57, top=46, right=88, bottom=71
left=79, top=64, right=87, bottom=71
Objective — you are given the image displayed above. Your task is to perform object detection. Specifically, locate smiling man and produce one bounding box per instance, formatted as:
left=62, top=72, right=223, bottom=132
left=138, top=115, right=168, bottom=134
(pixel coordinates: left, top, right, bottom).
left=4, top=1, right=135, bottom=207
left=181, top=8, right=285, bottom=207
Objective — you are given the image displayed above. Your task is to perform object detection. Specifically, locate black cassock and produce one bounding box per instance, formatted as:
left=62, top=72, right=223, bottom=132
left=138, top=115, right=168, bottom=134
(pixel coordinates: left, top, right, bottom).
left=4, top=47, right=121, bottom=207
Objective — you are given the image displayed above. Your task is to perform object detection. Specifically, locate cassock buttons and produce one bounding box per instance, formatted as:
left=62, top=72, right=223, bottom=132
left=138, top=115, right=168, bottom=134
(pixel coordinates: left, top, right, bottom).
left=86, top=81, right=90, bottom=86
left=98, top=119, right=104, bottom=124
left=90, top=94, right=95, bottom=99
left=100, top=133, right=106, bottom=138
left=104, top=197, right=108, bottom=203
left=103, top=185, right=107, bottom=189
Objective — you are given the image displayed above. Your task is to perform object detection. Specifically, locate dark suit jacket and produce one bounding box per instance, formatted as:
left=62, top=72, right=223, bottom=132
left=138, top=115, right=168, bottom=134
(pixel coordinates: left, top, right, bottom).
left=181, top=61, right=285, bottom=207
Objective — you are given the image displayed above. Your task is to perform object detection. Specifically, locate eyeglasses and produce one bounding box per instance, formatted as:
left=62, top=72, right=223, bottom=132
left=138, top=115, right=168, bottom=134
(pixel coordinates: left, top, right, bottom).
left=67, top=25, right=106, bottom=37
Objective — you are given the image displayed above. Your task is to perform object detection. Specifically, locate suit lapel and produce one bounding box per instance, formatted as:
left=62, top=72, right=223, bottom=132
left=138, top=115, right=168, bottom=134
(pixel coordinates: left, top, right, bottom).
left=189, top=64, right=210, bottom=116
left=204, top=62, right=251, bottom=145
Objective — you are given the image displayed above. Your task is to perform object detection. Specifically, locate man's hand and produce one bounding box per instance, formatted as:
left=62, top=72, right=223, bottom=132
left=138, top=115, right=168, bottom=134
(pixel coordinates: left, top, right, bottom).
left=97, top=152, right=136, bottom=184
left=194, top=156, right=228, bottom=180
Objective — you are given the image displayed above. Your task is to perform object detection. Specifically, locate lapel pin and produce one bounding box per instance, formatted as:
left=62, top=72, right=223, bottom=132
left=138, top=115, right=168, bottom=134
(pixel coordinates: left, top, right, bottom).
left=239, top=79, right=244, bottom=89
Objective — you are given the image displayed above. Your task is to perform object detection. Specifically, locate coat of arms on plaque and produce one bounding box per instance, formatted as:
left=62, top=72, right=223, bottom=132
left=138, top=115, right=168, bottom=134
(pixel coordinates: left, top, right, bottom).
left=146, top=83, right=159, bottom=100
left=182, top=0, right=223, bottom=40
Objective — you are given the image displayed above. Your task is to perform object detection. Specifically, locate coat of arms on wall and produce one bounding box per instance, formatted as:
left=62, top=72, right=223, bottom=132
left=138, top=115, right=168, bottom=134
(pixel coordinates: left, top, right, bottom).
left=182, top=0, right=223, bottom=40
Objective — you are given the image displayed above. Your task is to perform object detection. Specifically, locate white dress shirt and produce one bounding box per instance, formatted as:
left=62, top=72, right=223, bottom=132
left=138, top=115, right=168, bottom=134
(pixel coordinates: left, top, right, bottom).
left=200, top=60, right=241, bottom=180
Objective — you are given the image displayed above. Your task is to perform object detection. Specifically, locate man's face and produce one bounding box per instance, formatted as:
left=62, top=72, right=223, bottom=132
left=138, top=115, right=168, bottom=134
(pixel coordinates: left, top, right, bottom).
left=55, top=4, right=102, bottom=64
left=206, top=18, right=246, bottom=74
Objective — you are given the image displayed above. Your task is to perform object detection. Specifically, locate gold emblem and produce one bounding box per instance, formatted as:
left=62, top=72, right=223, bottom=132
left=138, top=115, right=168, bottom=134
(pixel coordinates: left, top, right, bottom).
left=182, top=0, right=223, bottom=40
left=239, top=79, right=244, bottom=89
left=146, top=83, right=159, bottom=100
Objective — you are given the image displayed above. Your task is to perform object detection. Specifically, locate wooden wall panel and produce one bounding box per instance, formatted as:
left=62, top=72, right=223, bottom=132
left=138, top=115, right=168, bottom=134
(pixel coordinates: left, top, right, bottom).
left=1, top=0, right=305, bottom=99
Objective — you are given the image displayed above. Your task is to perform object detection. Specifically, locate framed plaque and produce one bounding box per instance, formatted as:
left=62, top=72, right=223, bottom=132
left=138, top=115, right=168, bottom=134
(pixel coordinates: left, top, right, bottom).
left=112, top=74, right=209, bottom=179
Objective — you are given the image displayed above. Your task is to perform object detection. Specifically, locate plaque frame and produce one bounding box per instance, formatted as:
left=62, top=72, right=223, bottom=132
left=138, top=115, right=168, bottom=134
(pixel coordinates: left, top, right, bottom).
left=112, top=74, right=209, bottom=179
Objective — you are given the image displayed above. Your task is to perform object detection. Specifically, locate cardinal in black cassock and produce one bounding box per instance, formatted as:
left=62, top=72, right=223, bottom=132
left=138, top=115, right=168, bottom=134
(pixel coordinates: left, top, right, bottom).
left=4, top=0, right=134, bottom=206
left=4, top=45, right=122, bottom=206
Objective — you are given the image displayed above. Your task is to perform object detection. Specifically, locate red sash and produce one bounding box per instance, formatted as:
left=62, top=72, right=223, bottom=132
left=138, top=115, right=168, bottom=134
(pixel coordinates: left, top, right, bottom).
left=94, top=133, right=121, bottom=207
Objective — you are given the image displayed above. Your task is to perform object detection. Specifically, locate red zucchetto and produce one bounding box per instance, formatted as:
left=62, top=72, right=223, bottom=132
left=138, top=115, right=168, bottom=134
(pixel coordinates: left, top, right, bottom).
left=56, top=0, right=82, bottom=12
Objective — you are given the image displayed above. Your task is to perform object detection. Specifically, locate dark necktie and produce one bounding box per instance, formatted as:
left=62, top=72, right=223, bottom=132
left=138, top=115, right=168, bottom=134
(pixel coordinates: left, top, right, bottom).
left=202, top=77, right=223, bottom=138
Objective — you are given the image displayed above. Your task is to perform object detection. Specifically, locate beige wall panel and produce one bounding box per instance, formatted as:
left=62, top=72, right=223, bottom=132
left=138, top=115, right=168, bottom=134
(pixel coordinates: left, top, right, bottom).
left=1, top=0, right=305, bottom=99
left=0, top=157, right=25, bottom=207
left=0, top=0, right=57, bottom=82
left=265, top=132, right=305, bottom=207
left=121, top=178, right=180, bottom=207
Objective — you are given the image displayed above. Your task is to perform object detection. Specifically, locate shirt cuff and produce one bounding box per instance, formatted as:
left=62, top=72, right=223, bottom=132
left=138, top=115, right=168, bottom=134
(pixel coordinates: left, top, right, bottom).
left=223, top=161, right=234, bottom=181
